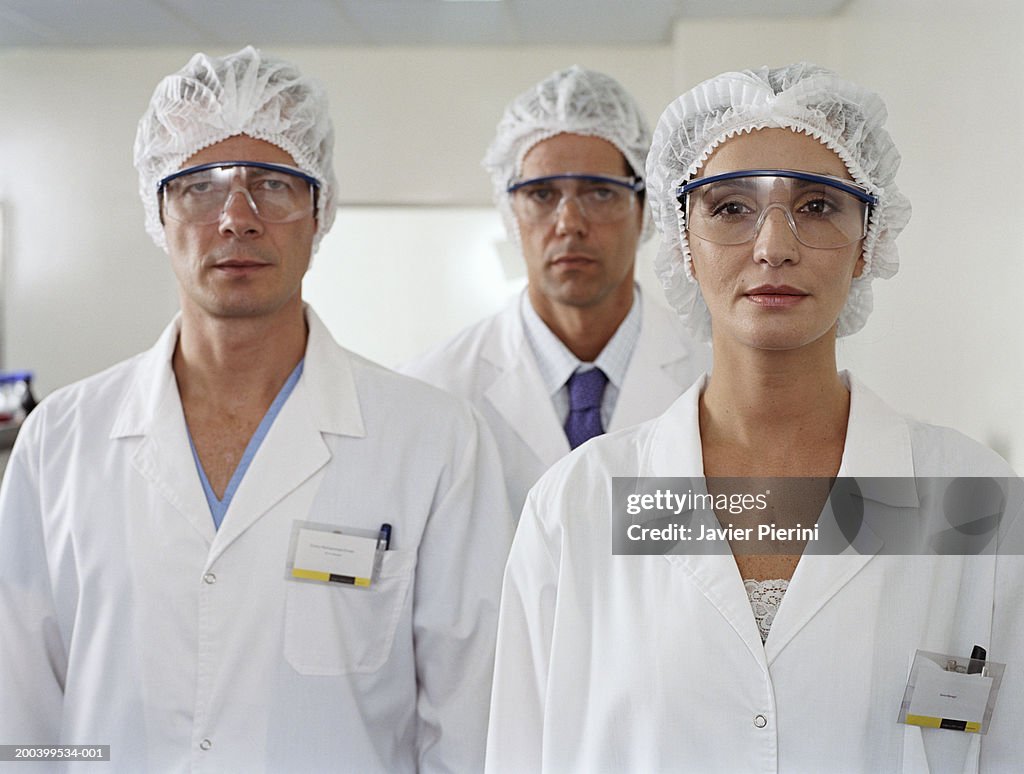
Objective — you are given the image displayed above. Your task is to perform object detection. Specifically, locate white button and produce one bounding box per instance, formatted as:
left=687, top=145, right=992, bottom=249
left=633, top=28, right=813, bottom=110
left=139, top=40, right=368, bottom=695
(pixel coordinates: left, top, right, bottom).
left=753, top=714, right=767, bottom=728
left=199, top=739, right=212, bottom=751
left=203, top=573, right=217, bottom=584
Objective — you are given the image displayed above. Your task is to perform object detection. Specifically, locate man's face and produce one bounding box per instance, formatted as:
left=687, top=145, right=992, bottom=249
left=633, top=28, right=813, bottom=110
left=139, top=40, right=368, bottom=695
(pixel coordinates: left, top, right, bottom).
left=514, top=133, right=642, bottom=320
left=162, top=134, right=317, bottom=322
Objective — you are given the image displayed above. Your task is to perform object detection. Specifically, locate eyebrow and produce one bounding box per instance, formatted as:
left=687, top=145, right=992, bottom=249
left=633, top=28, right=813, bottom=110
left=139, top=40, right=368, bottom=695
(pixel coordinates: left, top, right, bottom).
left=790, top=177, right=845, bottom=190
left=702, top=178, right=758, bottom=192
left=703, top=176, right=848, bottom=193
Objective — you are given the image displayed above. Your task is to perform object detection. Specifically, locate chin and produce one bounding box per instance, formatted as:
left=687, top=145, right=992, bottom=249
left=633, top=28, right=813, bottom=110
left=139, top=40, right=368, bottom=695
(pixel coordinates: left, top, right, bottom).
left=724, top=318, right=837, bottom=352
left=760, top=330, right=837, bottom=352
left=546, top=283, right=605, bottom=309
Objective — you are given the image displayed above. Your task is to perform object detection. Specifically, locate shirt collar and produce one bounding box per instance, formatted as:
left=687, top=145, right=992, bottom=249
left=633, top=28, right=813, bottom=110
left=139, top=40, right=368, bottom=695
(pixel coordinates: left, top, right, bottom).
left=521, top=285, right=642, bottom=394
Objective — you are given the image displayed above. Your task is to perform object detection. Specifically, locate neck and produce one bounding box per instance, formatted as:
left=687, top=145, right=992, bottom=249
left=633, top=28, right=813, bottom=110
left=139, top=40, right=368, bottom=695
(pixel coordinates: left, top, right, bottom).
left=173, top=298, right=307, bottom=411
left=700, top=331, right=850, bottom=469
left=528, top=283, right=633, bottom=362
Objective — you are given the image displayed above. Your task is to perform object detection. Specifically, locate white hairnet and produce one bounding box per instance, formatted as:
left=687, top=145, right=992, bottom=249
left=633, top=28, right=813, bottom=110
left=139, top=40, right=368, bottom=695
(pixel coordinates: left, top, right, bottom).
left=134, top=46, right=337, bottom=253
left=483, top=65, right=654, bottom=244
left=646, top=63, right=912, bottom=340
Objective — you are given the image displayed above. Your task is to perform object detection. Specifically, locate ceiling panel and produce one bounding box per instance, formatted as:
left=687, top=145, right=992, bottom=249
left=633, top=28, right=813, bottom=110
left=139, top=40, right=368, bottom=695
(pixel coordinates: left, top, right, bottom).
left=677, top=0, right=848, bottom=18
left=0, top=0, right=852, bottom=48
left=509, top=0, right=679, bottom=45
left=160, top=0, right=367, bottom=47
left=338, top=0, right=515, bottom=45
left=0, top=0, right=201, bottom=46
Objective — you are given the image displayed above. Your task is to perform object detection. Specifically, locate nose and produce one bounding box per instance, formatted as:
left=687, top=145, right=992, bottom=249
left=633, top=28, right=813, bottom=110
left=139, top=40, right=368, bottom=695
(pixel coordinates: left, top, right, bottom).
left=218, top=188, right=264, bottom=238
left=554, top=194, right=588, bottom=237
left=751, top=203, right=799, bottom=267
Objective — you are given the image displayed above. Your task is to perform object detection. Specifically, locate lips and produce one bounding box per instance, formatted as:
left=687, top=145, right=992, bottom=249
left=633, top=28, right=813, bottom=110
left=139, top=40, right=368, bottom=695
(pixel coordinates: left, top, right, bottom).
left=216, top=260, right=268, bottom=268
left=549, top=253, right=596, bottom=268
left=744, top=284, right=808, bottom=308
left=210, top=259, right=273, bottom=279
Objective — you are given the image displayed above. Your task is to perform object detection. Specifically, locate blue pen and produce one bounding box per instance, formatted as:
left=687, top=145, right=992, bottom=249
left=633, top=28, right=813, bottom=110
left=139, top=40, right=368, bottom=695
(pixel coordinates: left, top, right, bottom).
left=378, top=523, right=392, bottom=551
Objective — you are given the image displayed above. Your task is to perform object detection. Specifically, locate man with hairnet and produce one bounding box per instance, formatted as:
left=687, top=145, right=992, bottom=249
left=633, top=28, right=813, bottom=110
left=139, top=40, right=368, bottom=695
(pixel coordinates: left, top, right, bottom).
left=403, top=66, right=708, bottom=518
left=0, top=47, right=511, bottom=772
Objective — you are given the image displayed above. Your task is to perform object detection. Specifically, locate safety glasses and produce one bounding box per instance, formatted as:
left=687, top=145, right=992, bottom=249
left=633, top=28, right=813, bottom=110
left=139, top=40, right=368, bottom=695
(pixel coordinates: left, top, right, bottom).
left=676, top=169, right=877, bottom=249
left=507, top=173, right=644, bottom=225
left=158, top=161, right=319, bottom=225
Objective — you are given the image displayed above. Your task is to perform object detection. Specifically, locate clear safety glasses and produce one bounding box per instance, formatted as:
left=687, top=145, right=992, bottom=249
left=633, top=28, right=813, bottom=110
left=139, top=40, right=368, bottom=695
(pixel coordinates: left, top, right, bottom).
left=507, top=173, right=644, bottom=225
left=676, top=169, right=878, bottom=249
left=158, top=161, right=320, bottom=225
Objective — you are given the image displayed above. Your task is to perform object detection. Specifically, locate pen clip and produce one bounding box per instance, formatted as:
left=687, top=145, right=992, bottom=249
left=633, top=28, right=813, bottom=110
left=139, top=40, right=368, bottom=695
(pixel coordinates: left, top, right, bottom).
left=377, top=523, right=392, bottom=551
left=968, top=644, right=987, bottom=675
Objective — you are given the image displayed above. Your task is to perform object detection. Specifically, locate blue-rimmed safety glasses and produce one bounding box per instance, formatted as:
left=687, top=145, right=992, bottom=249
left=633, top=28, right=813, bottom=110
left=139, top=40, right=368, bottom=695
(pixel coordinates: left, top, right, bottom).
left=676, top=169, right=877, bottom=249
left=507, top=173, right=645, bottom=225
left=158, top=161, right=320, bottom=225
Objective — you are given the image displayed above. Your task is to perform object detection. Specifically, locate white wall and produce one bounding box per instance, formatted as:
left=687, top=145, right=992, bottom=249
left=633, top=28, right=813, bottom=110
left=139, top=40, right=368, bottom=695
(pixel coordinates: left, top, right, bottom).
left=0, top=0, right=1021, bottom=470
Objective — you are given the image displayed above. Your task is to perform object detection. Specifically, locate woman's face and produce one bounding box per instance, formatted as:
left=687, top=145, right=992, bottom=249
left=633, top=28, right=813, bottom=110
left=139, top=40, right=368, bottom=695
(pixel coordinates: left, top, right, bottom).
left=688, top=127, right=865, bottom=353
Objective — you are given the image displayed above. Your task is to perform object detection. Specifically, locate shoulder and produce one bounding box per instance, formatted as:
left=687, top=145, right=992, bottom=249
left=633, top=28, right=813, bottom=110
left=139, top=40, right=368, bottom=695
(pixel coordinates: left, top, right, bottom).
left=20, top=353, right=147, bottom=439
left=907, top=418, right=1016, bottom=478
left=636, top=294, right=712, bottom=367
left=344, top=348, right=486, bottom=438
left=399, top=304, right=518, bottom=390
left=846, top=372, right=1014, bottom=478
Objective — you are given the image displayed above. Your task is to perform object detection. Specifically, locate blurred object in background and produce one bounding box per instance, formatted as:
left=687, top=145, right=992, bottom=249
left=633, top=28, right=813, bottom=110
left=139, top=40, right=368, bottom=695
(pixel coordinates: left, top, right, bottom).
left=0, top=370, right=37, bottom=452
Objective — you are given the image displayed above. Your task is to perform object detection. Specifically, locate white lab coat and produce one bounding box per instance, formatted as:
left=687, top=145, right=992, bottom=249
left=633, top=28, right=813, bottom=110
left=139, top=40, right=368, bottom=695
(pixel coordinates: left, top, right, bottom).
left=0, top=308, right=513, bottom=773
left=486, top=373, right=1024, bottom=773
left=401, top=291, right=709, bottom=517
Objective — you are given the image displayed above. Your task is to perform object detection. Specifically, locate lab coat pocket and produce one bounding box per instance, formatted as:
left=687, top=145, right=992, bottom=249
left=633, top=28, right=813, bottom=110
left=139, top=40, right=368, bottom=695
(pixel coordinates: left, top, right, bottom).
left=901, top=725, right=979, bottom=774
left=284, top=548, right=416, bottom=675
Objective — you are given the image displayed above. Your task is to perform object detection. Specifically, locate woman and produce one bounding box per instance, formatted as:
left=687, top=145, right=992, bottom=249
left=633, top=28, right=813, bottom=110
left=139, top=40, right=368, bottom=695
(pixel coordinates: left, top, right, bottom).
left=485, top=64, right=1023, bottom=773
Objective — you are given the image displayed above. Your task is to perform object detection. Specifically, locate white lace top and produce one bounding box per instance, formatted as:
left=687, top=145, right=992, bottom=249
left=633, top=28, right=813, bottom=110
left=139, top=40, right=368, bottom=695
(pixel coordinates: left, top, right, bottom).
left=743, top=578, right=789, bottom=643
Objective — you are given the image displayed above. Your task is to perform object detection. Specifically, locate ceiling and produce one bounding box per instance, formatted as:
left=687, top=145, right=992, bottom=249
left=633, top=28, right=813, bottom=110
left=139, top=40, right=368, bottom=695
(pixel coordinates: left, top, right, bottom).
left=0, top=0, right=850, bottom=48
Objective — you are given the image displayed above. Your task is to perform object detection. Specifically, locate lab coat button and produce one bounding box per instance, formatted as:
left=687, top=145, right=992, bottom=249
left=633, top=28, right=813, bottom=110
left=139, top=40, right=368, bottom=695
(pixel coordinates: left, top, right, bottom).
left=203, top=573, right=216, bottom=585
left=199, top=739, right=212, bottom=751
left=753, top=714, right=768, bottom=728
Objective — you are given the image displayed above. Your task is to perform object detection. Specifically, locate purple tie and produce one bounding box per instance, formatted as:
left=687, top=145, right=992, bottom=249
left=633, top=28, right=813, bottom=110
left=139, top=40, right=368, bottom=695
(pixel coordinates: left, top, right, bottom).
left=564, top=368, right=608, bottom=450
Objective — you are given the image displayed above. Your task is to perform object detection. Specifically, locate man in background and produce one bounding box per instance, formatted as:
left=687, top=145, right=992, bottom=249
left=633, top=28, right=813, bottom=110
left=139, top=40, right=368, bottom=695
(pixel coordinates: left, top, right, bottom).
left=0, top=46, right=510, bottom=772
left=404, top=66, right=708, bottom=517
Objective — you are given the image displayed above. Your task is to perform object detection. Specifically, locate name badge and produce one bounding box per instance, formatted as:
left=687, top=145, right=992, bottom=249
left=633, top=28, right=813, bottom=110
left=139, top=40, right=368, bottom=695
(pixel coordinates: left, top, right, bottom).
left=899, top=649, right=1005, bottom=734
left=286, top=521, right=389, bottom=588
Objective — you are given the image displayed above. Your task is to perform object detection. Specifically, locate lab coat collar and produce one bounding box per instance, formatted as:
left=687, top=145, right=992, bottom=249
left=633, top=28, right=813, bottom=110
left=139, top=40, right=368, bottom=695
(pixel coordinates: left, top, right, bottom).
left=109, top=305, right=366, bottom=552
left=645, top=373, right=707, bottom=477
left=110, top=306, right=365, bottom=441
left=760, top=372, right=921, bottom=663
left=646, top=370, right=919, bottom=505
left=300, top=306, right=367, bottom=439
left=836, top=370, right=918, bottom=508
left=482, top=297, right=570, bottom=466
left=644, top=376, right=773, bottom=661
left=109, top=314, right=183, bottom=440
left=481, top=291, right=699, bottom=466
left=111, top=314, right=216, bottom=542
left=649, top=370, right=921, bottom=664
left=608, top=296, right=702, bottom=432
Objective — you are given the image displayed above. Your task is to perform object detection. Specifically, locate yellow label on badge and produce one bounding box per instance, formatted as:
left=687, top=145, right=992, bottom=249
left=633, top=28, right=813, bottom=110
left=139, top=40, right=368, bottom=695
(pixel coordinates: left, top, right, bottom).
left=292, top=568, right=331, bottom=582
left=905, top=715, right=981, bottom=733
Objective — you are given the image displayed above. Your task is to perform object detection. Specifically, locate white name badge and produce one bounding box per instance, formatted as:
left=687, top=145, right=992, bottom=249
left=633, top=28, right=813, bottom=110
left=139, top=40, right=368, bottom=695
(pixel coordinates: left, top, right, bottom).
left=899, top=650, right=1005, bottom=734
left=286, top=521, right=387, bottom=588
